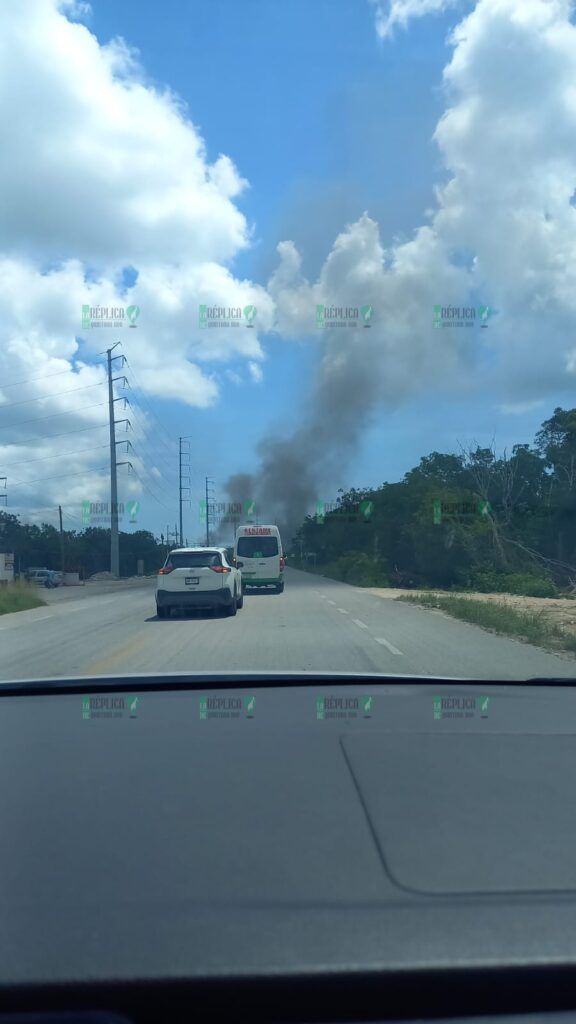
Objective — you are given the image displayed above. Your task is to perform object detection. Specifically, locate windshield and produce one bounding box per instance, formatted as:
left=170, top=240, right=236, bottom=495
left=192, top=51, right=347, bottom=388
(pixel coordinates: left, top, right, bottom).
left=237, top=538, right=279, bottom=558
left=1, top=0, right=575, bottom=683
left=167, top=552, right=223, bottom=569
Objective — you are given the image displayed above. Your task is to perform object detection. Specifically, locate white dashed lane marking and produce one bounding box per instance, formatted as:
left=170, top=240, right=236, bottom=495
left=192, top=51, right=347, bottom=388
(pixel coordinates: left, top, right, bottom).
left=316, top=591, right=405, bottom=656
left=375, top=636, right=404, bottom=656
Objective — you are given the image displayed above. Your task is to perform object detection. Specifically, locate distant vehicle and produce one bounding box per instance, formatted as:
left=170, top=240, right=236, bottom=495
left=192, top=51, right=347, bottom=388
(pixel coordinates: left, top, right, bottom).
left=155, top=547, right=243, bottom=618
left=234, top=524, right=284, bottom=593
left=25, top=568, right=61, bottom=586
left=25, top=568, right=51, bottom=584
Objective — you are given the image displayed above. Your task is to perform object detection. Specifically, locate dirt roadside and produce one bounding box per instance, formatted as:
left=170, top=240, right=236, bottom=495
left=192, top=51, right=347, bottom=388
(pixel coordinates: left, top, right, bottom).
left=365, top=587, right=576, bottom=640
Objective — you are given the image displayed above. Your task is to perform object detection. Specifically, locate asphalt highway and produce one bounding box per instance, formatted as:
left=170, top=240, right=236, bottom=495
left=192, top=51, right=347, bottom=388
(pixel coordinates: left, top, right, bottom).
left=1, top=569, right=574, bottom=681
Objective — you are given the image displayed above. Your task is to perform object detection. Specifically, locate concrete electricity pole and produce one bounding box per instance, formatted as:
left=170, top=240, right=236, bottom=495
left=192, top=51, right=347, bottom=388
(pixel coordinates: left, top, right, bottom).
left=58, top=505, right=65, bottom=573
left=106, top=344, right=128, bottom=577
left=205, top=477, right=215, bottom=546
left=179, top=437, right=191, bottom=547
left=107, top=345, right=120, bottom=576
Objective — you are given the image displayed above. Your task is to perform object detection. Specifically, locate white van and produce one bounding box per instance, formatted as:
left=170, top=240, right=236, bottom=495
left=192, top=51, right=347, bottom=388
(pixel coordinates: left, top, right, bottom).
left=234, top=524, right=285, bottom=593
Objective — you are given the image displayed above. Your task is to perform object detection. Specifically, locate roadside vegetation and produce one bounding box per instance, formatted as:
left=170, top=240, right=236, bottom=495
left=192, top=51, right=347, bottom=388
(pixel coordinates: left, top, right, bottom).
left=397, top=593, right=576, bottom=655
left=289, top=406, right=576, bottom=600
left=0, top=515, right=166, bottom=578
left=0, top=581, right=46, bottom=616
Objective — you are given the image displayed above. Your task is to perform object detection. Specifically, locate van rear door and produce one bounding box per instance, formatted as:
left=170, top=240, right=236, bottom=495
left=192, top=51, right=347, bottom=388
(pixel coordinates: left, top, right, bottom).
left=236, top=534, right=280, bottom=584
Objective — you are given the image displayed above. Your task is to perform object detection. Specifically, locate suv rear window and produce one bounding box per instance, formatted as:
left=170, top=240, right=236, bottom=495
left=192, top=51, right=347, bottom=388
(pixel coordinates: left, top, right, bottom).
left=237, top=537, right=278, bottom=557
left=167, top=551, right=223, bottom=569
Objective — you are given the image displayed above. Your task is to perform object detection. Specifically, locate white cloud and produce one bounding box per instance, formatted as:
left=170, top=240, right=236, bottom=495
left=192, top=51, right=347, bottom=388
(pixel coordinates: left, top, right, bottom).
left=248, top=362, right=264, bottom=384
left=271, top=0, right=576, bottom=408
left=253, top=0, right=576, bottom=524
left=499, top=400, right=545, bottom=415
left=370, top=0, right=463, bottom=38
left=0, top=0, right=274, bottom=511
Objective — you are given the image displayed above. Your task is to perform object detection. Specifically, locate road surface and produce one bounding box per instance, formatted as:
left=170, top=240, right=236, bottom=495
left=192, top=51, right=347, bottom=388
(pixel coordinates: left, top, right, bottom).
left=1, top=568, right=575, bottom=681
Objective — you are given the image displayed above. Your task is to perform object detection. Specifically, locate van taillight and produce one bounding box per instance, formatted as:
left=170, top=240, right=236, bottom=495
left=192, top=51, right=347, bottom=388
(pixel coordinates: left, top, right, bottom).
left=280, top=556, right=286, bottom=570
left=159, top=563, right=174, bottom=574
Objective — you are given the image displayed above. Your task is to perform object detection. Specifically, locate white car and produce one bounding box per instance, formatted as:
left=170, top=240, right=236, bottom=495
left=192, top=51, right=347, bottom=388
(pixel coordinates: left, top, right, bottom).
left=155, top=547, right=243, bottom=618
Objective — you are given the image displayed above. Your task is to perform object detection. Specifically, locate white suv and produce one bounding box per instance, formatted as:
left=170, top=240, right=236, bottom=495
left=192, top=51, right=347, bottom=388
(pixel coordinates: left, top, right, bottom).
left=156, top=547, right=243, bottom=619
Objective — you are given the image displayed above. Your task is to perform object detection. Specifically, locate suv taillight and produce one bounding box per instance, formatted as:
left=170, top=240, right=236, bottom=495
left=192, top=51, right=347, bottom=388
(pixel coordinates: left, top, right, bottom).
left=159, top=563, right=174, bottom=574
left=210, top=565, right=231, bottom=573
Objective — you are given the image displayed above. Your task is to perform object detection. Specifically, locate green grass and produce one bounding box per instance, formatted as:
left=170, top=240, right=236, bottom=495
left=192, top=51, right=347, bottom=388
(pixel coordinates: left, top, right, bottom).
left=0, top=581, right=46, bottom=615
left=397, top=593, right=576, bottom=654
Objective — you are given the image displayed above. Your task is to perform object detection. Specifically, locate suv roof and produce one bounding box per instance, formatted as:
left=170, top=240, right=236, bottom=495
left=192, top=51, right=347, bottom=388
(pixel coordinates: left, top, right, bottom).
left=168, top=547, right=226, bottom=554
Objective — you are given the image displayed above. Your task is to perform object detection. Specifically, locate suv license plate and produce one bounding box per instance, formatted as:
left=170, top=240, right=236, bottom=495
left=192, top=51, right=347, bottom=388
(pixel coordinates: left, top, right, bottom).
left=185, top=577, right=199, bottom=584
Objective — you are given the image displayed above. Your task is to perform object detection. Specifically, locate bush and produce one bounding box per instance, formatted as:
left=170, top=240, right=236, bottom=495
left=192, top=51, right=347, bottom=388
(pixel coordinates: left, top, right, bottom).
left=0, top=580, right=45, bottom=615
left=318, top=553, right=390, bottom=587
left=468, top=569, right=558, bottom=598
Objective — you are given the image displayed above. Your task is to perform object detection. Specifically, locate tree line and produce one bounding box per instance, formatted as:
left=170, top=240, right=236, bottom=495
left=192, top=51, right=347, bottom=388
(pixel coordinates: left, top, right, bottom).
left=0, top=516, right=166, bottom=579
left=289, top=407, right=576, bottom=596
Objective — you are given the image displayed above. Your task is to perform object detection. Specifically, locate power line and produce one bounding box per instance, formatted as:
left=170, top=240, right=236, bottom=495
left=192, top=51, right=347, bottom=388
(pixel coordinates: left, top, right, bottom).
left=8, top=465, right=110, bottom=489
left=0, top=381, right=106, bottom=411
left=0, top=422, right=108, bottom=448
left=129, top=465, right=179, bottom=516
left=0, top=443, right=109, bottom=469
left=0, top=367, right=104, bottom=390
left=0, top=401, right=108, bottom=432
left=123, top=356, right=179, bottom=453
left=126, top=402, right=180, bottom=481
left=121, top=355, right=206, bottom=493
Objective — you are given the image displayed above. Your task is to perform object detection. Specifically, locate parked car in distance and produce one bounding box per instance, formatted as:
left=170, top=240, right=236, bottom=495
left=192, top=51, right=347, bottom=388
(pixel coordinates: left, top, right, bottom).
left=25, top=568, right=62, bottom=586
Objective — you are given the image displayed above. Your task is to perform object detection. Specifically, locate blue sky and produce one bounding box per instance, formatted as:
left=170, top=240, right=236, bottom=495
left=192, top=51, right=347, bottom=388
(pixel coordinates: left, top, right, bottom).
left=2, top=0, right=573, bottom=539
left=89, top=0, right=490, bottom=527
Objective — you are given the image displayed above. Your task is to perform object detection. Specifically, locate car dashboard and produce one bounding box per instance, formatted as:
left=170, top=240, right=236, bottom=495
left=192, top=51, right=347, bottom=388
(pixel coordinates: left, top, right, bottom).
left=2, top=672, right=576, bottom=1024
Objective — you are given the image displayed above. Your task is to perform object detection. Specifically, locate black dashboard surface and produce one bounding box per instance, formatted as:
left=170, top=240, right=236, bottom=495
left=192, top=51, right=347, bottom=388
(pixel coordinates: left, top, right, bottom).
left=3, top=674, right=576, bottom=1022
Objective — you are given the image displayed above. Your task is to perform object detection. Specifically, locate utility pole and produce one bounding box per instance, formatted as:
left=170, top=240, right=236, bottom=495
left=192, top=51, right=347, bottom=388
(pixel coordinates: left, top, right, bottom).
left=58, top=505, right=65, bottom=573
left=205, top=477, right=214, bottom=546
left=107, top=344, right=122, bottom=576
left=178, top=437, right=192, bottom=547
left=179, top=441, right=183, bottom=547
